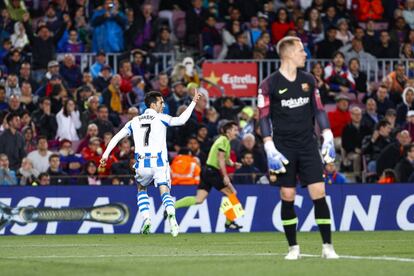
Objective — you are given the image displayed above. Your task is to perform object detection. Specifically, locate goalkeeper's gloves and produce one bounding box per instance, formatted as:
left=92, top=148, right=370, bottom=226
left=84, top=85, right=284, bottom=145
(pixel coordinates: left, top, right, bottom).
left=264, top=140, right=289, bottom=174
left=321, top=129, right=336, bottom=164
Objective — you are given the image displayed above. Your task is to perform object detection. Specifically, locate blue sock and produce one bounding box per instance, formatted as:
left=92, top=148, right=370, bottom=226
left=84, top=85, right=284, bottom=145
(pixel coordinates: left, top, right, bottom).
left=137, top=191, right=150, bottom=219
left=161, top=192, right=175, bottom=215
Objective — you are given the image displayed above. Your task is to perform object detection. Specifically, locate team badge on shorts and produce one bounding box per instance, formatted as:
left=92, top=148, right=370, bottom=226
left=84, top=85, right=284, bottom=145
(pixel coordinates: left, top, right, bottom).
left=301, top=83, right=310, bottom=92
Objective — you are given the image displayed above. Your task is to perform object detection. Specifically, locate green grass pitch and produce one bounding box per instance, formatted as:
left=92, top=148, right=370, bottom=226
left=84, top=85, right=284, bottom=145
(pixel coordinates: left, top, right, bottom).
left=1, top=231, right=414, bottom=276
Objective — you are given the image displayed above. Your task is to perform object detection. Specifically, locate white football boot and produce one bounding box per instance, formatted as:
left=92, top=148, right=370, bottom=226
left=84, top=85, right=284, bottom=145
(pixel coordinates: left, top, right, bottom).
left=168, top=214, right=179, bottom=237
left=141, top=218, right=151, bottom=235
left=285, top=245, right=301, bottom=260
left=321, top=244, right=340, bottom=259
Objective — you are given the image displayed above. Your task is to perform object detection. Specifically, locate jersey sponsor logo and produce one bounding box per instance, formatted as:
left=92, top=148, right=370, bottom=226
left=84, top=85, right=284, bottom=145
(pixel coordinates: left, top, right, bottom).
left=301, top=83, right=310, bottom=92
left=278, top=88, right=288, bottom=94
left=281, top=97, right=309, bottom=109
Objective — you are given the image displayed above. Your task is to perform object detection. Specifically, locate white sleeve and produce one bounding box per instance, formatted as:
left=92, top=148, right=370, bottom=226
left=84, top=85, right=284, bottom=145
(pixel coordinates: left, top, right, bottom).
left=71, top=110, right=82, bottom=129
left=160, top=101, right=196, bottom=127
left=101, top=122, right=132, bottom=159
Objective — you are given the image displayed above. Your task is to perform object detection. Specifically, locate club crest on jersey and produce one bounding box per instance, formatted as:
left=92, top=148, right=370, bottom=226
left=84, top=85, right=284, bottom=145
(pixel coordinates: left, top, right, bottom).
left=301, top=83, right=310, bottom=92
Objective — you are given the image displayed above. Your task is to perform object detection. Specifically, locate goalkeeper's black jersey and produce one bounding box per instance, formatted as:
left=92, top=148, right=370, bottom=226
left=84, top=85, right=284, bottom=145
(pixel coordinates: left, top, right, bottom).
left=258, top=70, right=330, bottom=148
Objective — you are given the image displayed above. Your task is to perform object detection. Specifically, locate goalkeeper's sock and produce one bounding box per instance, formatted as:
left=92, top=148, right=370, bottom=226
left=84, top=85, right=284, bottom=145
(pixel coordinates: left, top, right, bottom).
left=224, top=193, right=242, bottom=222
left=281, top=200, right=298, bottom=246
left=161, top=192, right=175, bottom=215
left=175, top=196, right=196, bottom=209
left=137, top=191, right=150, bottom=219
left=313, top=197, right=332, bottom=244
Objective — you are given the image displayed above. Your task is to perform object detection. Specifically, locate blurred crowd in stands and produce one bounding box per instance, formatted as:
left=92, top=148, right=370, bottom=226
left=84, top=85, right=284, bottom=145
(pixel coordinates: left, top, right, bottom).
left=0, top=0, right=414, bottom=185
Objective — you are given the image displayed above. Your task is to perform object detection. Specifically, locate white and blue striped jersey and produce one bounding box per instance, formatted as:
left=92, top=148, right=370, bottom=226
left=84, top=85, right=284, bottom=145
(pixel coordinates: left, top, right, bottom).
left=102, top=102, right=196, bottom=170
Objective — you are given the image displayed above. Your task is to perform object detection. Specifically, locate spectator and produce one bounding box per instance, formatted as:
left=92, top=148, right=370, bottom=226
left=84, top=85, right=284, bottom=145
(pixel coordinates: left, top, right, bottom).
left=81, top=136, right=102, bottom=165
left=218, top=20, right=240, bottom=60
left=46, top=153, right=69, bottom=185
left=4, top=0, right=27, bottom=21
left=5, top=73, right=21, bottom=99
left=4, top=48, right=25, bottom=76
left=56, top=99, right=81, bottom=141
left=310, top=62, right=331, bottom=104
left=0, top=112, right=25, bottom=170
left=385, top=64, right=408, bottom=105
left=0, top=9, right=14, bottom=40
left=79, top=95, right=99, bottom=136
left=59, top=28, right=85, bottom=53
left=335, top=18, right=353, bottom=45
left=59, top=139, right=84, bottom=184
left=187, top=136, right=207, bottom=166
left=201, top=14, right=222, bottom=59
left=90, top=0, right=127, bottom=53
left=90, top=50, right=107, bottom=79
left=170, top=148, right=201, bottom=185
left=31, top=97, right=57, bottom=140
left=304, top=8, right=324, bottom=47
left=7, top=94, right=24, bottom=116
left=322, top=5, right=339, bottom=30
left=75, top=85, right=93, bottom=113
left=114, top=137, right=132, bottom=161
left=130, top=50, right=147, bottom=79
left=81, top=160, right=101, bottom=185
left=226, top=31, right=253, bottom=59
left=156, top=72, right=170, bottom=98
left=37, top=172, right=50, bottom=185
left=91, top=105, right=114, bottom=138
left=102, top=74, right=123, bottom=123
left=396, top=87, right=414, bottom=126
left=233, top=151, right=261, bottom=184
left=394, top=144, right=414, bottom=183
left=316, top=26, right=343, bottom=59
left=181, top=58, right=199, bottom=87
left=214, top=96, right=246, bottom=122
left=9, top=22, right=27, bottom=51
left=93, top=65, right=112, bottom=93
left=271, top=8, right=294, bottom=44
left=403, top=0, right=414, bottom=30
left=59, top=54, right=82, bottom=91
left=377, top=129, right=412, bottom=176
left=20, top=81, right=36, bottom=112
left=362, top=120, right=393, bottom=174
left=348, top=58, right=367, bottom=95
left=16, top=157, right=39, bottom=186
left=389, top=16, right=409, bottom=46
left=77, top=123, right=99, bottom=153
left=166, top=80, right=191, bottom=116
left=110, top=152, right=135, bottom=185
left=340, top=38, right=376, bottom=73
left=323, top=163, right=348, bottom=184
left=154, top=26, right=174, bottom=53
left=341, top=106, right=370, bottom=180
left=237, top=133, right=267, bottom=174
left=26, top=135, right=52, bottom=173
left=324, top=51, right=355, bottom=95
left=0, top=153, right=18, bottom=185
left=0, top=85, right=7, bottom=111
left=405, top=111, right=414, bottom=140
left=22, top=12, right=67, bottom=82
left=22, top=127, right=36, bottom=153
left=373, top=84, right=395, bottom=117
left=18, top=62, right=38, bottom=92
left=185, top=0, right=208, bottom=48
left=374, top=31, right=399, bottom=59
left=361, top=98, right=381, bottom=134
left=328, top=94, right=351, bottom=151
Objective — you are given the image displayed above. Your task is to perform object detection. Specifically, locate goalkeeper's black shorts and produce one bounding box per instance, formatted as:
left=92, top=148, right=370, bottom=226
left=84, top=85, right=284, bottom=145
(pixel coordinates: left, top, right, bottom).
left=273, top=138, right=324, bottom=188
left=197, top=165, right=226, bottom=192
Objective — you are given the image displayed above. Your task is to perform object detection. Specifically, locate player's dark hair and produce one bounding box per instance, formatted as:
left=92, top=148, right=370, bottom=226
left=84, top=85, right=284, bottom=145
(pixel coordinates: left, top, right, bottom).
left=145, top=91, right=163, bottom=108
left=222, top=120, right=238, bottom=134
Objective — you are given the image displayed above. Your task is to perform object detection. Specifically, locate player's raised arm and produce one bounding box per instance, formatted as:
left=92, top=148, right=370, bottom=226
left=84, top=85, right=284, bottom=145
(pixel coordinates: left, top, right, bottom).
left=166, top=88, right=201, bottom=126
left=99, top=122, right=132, bottom=167
left=258, top=78, right=289, bottom=174
left=310, top=83, right=335, bottom=164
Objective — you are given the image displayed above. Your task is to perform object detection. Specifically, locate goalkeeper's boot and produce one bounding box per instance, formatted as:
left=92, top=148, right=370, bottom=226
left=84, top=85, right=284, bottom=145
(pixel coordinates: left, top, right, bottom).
left=141, top=218, right=151, bottom=235
left=285, top=245, right=301, bottom=260
left=168, top=214, right=179, bottom=237
left=225, top=221, right=243, bottom=230
left=321, top=244, right=339, bottom=259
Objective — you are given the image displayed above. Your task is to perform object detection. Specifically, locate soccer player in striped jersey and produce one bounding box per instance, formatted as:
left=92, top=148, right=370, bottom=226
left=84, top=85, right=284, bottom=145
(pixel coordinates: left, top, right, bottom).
left=100, top=90, right=201, bottom=237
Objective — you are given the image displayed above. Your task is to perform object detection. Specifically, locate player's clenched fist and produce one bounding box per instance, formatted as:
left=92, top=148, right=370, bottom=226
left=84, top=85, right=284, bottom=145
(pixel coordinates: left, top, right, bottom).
left=264, top=139, right=289, bottom=174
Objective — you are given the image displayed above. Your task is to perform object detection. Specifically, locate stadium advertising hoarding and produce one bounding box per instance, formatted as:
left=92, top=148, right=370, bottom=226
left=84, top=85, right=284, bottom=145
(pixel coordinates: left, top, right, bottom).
left=202, top=62, right=258, bottom=97
left=1, top=184, right=414, bottom=235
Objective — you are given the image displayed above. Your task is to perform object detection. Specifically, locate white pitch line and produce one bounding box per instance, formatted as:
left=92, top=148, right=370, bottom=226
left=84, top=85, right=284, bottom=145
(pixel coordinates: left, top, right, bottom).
left=1, top=253, right=414, bottom=263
